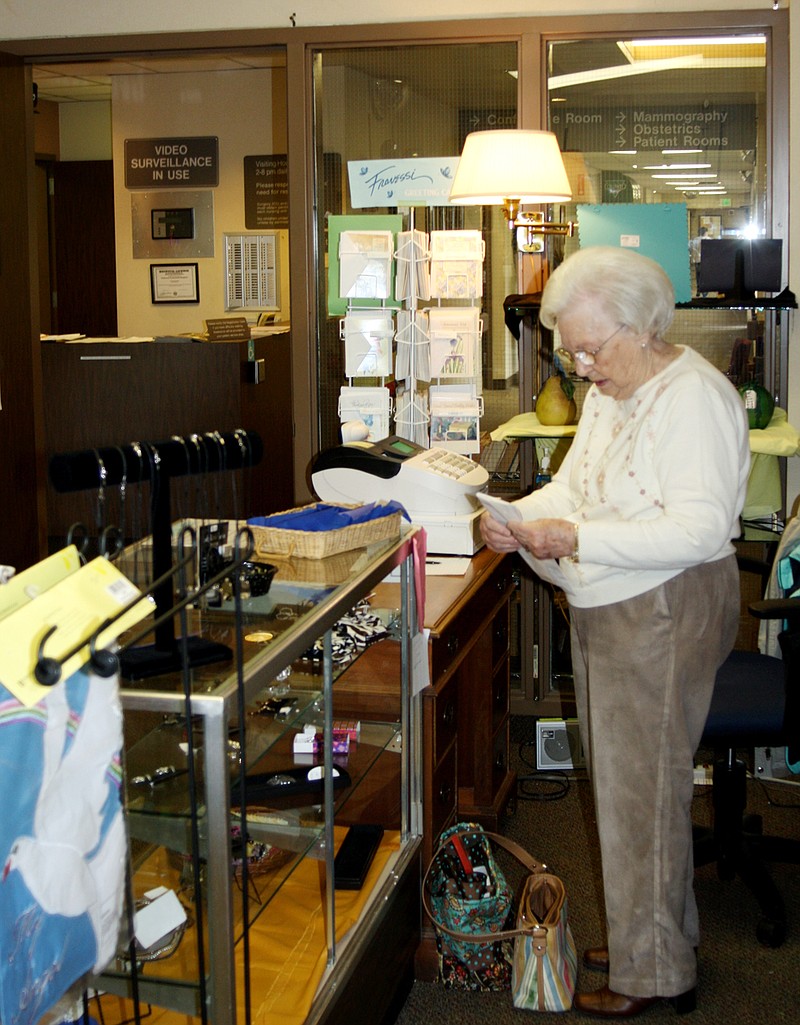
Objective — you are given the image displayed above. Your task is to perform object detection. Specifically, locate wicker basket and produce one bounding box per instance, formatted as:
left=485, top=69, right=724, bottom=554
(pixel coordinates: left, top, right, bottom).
left=249, top=503, right=402, bottom=561
left=264, top=549, right=374, bottom=586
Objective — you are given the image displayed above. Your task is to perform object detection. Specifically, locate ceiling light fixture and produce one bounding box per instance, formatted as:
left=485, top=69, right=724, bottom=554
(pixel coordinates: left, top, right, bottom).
left=651, top=172, right=718, bottom=179
left=643, top=163, right=711, bottom=170
left=627, top=35, right=766, bottom=46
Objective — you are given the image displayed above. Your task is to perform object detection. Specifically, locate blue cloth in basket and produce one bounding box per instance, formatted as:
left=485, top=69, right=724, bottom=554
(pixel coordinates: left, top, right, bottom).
left=248, top=501, right=408, bottom=532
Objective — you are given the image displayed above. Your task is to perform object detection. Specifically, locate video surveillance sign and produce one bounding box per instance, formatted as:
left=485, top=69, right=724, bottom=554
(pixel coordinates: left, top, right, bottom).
left=125, top=137, right=219, bottom=189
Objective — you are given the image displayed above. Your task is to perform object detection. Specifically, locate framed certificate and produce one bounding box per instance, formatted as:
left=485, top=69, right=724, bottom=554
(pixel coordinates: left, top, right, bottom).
left=150, top=262, right=200, bottom=304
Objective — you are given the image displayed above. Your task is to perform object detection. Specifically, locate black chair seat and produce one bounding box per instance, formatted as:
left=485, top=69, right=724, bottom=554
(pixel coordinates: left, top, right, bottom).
left=704, top=650, right=785, bottom=743
left=693, top=546, right=800, bottom=949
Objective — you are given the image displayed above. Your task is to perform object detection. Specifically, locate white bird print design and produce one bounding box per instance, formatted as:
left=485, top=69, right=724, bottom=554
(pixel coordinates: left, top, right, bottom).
left=2, top=669, right=126, bottom=975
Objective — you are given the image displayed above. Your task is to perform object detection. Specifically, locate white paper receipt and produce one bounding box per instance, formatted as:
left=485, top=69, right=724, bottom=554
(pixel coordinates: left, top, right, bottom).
left=476, top=492, right=523, bottom=525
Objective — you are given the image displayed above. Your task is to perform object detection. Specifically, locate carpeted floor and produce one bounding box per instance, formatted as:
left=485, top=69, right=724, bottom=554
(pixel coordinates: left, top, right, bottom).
left=394, top=717, right=800, bottom=1024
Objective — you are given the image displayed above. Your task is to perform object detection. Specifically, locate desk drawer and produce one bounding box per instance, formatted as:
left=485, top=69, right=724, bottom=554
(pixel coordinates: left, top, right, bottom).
left=491, top=723, right=510, bottom=798
left=430, top=560, right=514, bottom=681
left=491, top=656, right=509, bottom=733
left=423, top=672, right=458, bottom=768
left=428, top=741, right=457, bottom=844
left=492, top=603, right=510, bottom=667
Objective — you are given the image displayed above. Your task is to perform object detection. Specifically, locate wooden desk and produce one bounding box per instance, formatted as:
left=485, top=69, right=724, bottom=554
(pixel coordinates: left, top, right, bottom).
left=332, top=547, right=517, bottom=980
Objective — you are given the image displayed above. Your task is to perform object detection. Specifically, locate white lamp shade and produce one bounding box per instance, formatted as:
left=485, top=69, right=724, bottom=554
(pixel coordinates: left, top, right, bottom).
left=448, top=130, right=573, bottom=205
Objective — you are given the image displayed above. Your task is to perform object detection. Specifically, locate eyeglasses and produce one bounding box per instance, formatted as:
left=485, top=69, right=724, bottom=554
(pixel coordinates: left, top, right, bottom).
left=555, top=324, right=626, bottom=372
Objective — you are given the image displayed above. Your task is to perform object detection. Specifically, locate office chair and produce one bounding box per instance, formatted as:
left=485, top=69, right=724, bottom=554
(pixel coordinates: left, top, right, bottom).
left=694, top=552, right=800, bottom=947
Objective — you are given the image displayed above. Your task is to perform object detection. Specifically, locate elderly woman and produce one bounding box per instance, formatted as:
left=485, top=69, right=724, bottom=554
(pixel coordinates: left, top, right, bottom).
left=482, top=246, right=750, bottom=1018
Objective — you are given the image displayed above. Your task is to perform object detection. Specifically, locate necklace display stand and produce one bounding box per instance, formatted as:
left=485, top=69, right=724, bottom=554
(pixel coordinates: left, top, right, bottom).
left=49, top=429, right=263, bottom=679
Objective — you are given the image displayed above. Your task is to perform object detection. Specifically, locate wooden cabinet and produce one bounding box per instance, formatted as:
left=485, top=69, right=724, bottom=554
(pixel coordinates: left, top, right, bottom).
left=423, top=550, right=516, bottom=858
left=422, top=670, right=459, bottom=857
left=40, top=335, right=294, bottom=549
left=335, top=547, right=516, bottom=864
left=334, top=547, right=517, bottom=979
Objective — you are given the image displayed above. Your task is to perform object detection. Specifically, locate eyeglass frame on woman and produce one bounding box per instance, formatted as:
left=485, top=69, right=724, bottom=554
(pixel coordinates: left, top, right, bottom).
left=555, top=324, right=626, bottom=371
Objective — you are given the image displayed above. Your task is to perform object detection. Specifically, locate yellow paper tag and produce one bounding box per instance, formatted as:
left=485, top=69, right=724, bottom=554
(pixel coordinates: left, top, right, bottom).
left=0, top=555, right=153, bottom=706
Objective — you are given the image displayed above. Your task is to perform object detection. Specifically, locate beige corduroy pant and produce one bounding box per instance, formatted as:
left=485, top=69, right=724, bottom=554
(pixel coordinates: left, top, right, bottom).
left=569, top=555, right=740, bottom=998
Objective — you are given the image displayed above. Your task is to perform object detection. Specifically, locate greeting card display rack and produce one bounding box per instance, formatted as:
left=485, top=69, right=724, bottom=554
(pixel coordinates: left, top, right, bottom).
left=335, top=211, right=485, bottom=451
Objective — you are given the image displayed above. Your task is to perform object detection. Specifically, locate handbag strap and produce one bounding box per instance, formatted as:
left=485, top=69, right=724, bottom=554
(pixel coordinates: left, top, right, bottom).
left=422, top=828, right=549, bottom=945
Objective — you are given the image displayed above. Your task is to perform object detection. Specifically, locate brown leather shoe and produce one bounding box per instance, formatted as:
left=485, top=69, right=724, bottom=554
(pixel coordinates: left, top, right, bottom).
left=583, top=946, right=610, bottom=972
left=573, top=985, right=696, bottom=1018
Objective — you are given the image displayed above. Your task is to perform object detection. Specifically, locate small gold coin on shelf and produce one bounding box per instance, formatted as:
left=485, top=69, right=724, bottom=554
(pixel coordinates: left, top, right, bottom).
left=244, top=631, right=274, bottom=644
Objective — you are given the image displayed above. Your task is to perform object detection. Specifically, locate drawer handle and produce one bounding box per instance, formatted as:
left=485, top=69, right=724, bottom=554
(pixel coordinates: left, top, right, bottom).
left=494, top=751, right=506, bottom=772
left=447, top=634, right=460, bottom=657
left=494, top=687, right=505, bottom=708
left=438, top=782, right=453, bottom=805
left=441, top=701, right=456, bottom=726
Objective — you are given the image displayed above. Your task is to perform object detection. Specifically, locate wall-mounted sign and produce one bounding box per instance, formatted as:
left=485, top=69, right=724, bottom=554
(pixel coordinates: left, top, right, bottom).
left=347, top=157, right=460, bottom=208
left=244, top=155, right=288, bottom=229
left=550, top=104, right=754, bottom=152
left=125, top=137, right=219, bottom=189
left=459, top=110, right=517, bottom=147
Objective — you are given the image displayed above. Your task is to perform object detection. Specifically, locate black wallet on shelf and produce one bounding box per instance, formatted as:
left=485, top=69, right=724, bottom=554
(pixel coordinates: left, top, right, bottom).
left=230, top=765, right=351, bottom=802
left=333, top=823, right=385, bottom=890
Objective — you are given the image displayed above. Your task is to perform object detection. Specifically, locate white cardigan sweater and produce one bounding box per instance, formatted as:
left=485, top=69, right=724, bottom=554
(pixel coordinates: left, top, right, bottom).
left=513, top=346, right=750, bottom=609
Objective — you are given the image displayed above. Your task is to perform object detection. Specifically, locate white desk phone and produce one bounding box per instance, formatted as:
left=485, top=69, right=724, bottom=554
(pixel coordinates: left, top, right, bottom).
left=310, top=436, right=490, bottom=554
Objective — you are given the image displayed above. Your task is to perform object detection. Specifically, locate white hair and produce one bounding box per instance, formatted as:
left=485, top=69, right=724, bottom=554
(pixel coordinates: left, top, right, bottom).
left=540, top=246, right=675, bottom=341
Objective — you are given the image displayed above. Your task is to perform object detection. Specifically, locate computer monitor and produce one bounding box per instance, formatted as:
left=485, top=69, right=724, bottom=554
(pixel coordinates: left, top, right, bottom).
left=696, top=238, right=783, bottom=300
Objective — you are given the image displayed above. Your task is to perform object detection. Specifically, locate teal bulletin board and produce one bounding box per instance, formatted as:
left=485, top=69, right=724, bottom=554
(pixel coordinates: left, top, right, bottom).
left=327, top=214, right=404, bottom=316
left=576, top=203, right=692, bottom=303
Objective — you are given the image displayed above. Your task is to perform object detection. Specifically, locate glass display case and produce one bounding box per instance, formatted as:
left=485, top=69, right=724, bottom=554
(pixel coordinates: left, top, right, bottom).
left=99, top=529, right=422, bottom=1025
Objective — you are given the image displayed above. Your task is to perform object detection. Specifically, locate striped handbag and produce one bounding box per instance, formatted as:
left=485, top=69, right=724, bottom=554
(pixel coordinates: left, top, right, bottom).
left=511, top=871, right=577, bottom=1012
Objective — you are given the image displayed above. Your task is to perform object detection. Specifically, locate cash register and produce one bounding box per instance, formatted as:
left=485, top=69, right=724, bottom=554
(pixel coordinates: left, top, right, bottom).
left=310, top=436, right=489, bottom=555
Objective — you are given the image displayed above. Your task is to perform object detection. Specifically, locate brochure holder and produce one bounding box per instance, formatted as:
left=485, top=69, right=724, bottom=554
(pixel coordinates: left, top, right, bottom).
left=429, top=230, right=485, bottom=300
left=338, top=230, right=395, bottom=300
left=341, top=310, right=395, bottom=377
left=338, top=386, right=393, bottom=443
left=429, top=384, right=483, bottom=456
left=428, top=306, right=482, bottom=379
left=329, top=206, right=487, bottom=451
left=395, top=310, right=430, bottom=383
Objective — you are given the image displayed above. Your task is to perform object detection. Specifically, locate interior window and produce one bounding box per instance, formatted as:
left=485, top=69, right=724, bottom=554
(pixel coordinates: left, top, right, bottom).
left=545, top=33, right=774, bottom=401
left=312, top=41, right=520, bottom=451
